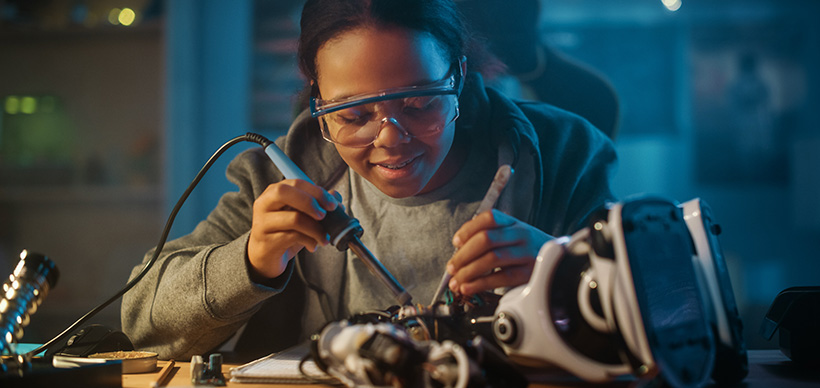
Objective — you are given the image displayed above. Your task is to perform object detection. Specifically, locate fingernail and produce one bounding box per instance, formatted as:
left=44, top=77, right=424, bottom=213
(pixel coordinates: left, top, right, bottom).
left=452, top=235, right=462, bottom=247
left=322, top=196, right=337, bottom=210
left=449, top=278, right=458, bottom=290
left=446, top=263, right=454, bottom=274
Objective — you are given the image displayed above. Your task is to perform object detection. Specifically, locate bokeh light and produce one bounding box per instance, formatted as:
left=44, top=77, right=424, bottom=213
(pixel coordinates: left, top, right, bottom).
left=118, top=8, right=136, bottom=26
left=108, top=8, right=121, bottom=25
left=662, top=0, right=682, bottom=11
left=5, top=96, right=20, bottom=115
left=20, top=97, right=37, bottom=114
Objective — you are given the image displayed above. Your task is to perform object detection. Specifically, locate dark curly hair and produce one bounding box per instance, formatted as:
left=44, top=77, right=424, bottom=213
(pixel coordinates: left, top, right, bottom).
left=297, top=0, right=502, bottom=83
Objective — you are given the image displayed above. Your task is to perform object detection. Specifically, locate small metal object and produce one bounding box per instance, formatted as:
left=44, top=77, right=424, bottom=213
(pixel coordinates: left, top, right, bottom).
left=190, top=355, right=204, bottom=384
left=190, top=353, right=226, bottom=386
left=430, top=165, right=513, bottom=305
left=0, top=250, right=59, bottom=359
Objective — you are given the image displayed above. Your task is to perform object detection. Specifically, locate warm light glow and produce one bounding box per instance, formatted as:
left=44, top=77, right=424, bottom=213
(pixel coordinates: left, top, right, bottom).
left=108, top=8, right=121, bottom=25
left=118, top=8, right=136, bottom=26
left=662, top=0, right=682, bottom=11
left=5, top=96, right=19, bottom=114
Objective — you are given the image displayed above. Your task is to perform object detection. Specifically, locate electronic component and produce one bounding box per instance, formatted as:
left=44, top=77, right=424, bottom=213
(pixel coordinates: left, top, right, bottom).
left=190, top=353, right=226, bottom=386
left=1, top=250, right=59, bottom=357
left=311, top=319, right=526, bottom=388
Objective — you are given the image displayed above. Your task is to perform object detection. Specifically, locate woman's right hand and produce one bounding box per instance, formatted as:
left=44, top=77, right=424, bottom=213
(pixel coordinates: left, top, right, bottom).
left=247, top=179, right=340, bottom=279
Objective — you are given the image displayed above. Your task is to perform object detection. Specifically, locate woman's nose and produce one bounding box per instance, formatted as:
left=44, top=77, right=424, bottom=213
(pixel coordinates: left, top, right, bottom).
left=373, top=117, right=412, bottom=147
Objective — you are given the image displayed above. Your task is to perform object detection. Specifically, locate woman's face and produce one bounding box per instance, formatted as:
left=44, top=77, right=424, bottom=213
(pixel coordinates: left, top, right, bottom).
left=315, top=26, right=461, bottom=198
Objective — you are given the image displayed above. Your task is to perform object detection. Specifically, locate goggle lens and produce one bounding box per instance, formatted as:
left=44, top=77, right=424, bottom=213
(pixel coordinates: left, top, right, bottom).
left=319, top=94, right=458, bottom=147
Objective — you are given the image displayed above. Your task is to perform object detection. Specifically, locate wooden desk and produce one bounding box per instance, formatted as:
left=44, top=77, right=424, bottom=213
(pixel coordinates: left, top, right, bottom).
left=123, top=359, right=324, bottom=388
left=122, top=350, right=819, bottom=388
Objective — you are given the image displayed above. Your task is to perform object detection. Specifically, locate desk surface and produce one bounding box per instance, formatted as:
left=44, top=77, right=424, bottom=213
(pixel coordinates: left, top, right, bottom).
left=122, top=350, right=819, bottom=388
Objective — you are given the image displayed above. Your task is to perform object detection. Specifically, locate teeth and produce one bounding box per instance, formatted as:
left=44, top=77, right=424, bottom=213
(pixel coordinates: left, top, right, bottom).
left=381, top=158, right=413, bottom=169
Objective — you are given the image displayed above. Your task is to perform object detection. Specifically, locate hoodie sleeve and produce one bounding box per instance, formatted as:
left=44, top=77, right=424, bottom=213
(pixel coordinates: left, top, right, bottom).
left=120, top=148, right=294, bottom=360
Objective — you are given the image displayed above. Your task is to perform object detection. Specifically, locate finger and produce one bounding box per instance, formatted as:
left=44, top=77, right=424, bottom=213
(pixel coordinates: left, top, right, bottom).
left=329, top=189, right=343, bottom=203
left=450, top=245, right=532, bottom=287
left=452, top=209, right=516, bottom=248
left=275, top=232, right=322, bottom=252
left=256, top=181, right=338, bottom=220
left=448, top=224, right=523, bottom=272
left=251, top=230, right=318, bottom=255
left=453, top=264, right=534, bottom=296
left=253, top=209, right=330, bottom=246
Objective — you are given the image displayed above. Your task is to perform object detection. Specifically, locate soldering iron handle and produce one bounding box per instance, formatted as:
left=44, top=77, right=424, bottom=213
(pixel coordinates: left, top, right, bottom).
left=259, top=139, right=413, bottom=305
left=263, top=143, right=313, bottom=183
left=323, top=207, right=363, bottom=250
left=263, top=142, right=362, bottom=249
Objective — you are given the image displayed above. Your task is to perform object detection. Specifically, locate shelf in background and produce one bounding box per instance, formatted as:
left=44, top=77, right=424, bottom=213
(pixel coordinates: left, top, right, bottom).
left=0, top=185, right=162, bottom=204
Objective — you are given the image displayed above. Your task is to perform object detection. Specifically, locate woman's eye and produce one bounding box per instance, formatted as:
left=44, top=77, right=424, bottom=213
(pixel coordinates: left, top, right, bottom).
left=335, top=112, right=371, bottom=125
left=403, top=96, right=436, bottom=113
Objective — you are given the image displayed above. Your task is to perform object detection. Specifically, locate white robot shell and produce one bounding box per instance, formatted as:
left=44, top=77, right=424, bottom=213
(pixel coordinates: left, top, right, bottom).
left=495, top=197, right=727, bottom=388
left=493, top=237, right=632, bottom=382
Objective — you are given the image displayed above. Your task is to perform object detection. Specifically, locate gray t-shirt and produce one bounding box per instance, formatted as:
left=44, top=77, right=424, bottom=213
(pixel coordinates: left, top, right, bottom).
left=341, top=142, right=496, bottom=314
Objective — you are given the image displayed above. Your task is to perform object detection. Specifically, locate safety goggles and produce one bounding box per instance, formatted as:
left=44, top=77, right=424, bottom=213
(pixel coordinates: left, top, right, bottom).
left=310, top=62, right=464, bottom=148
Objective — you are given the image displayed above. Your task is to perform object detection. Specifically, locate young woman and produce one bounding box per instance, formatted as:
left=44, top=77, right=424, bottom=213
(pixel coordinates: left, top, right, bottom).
left=122, top=0, right=617, bottom=360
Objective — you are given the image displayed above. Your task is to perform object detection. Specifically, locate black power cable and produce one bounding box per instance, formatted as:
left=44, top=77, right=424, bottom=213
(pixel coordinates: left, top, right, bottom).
left=26, top=133, right=273, bottom=358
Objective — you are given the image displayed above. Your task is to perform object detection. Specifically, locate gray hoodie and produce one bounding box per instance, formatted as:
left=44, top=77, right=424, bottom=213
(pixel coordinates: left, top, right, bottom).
left=121, top=73, right=618, bottom=360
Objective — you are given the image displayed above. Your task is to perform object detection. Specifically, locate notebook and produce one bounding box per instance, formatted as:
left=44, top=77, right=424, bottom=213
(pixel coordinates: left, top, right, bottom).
left=229, top=343, right=339, bottom=384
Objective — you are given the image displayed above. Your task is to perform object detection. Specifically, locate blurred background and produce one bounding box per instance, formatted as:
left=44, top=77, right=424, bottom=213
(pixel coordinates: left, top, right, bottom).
left=1, top=0, right=817, bottom=351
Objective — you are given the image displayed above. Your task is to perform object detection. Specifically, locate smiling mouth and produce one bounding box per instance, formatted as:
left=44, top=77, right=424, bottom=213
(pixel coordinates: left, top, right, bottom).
left=377, top=156, right=418, bottom=170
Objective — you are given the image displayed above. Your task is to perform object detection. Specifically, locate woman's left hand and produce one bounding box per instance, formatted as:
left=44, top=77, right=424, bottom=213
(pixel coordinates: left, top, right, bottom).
left=446, top=209, right=552, bottom=296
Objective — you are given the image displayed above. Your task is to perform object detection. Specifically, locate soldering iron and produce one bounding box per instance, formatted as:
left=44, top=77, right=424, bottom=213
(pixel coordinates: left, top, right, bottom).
left=249, top=133, right=413, bottom=306
left=24, top=131, right=412, bottom=360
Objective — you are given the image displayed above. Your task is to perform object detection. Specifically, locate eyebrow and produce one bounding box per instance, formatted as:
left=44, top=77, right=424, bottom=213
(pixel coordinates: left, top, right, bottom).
left=326, top=77, right=440, bottom=101
left=321, top=63, right=454, bottom=101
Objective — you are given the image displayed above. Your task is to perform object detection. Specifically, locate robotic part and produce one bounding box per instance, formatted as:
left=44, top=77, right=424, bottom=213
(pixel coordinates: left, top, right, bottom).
left=681, top=199, right=748, bottom=384
left=311, top=319, right=526, bottom=388
left=494, top=196, right=747, bottom=387
left=307, top=196, right=746, bottom=388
